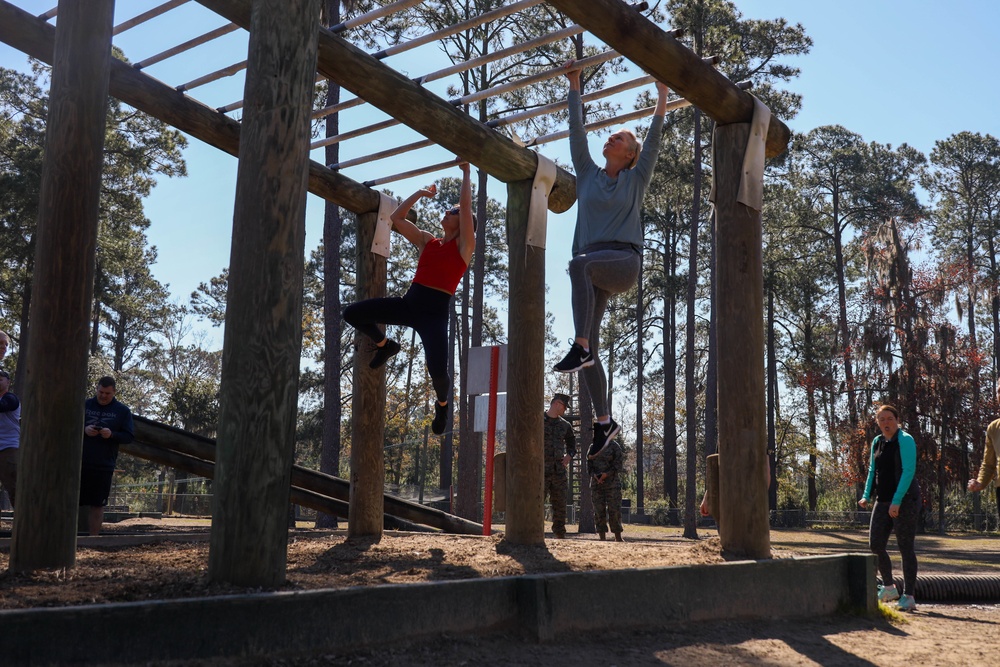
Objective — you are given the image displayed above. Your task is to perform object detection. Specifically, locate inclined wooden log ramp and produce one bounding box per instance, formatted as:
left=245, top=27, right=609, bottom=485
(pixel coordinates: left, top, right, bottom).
left=122, top=416, right=483, bottom=535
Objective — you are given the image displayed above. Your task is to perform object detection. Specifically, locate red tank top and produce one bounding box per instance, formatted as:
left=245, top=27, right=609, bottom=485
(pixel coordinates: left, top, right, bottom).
left=412, top=237, right=468, bottom=295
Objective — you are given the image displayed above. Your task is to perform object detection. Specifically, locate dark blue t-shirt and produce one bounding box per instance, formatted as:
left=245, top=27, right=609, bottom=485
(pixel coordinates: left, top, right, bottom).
left=82, top=397, right=134, bottom=471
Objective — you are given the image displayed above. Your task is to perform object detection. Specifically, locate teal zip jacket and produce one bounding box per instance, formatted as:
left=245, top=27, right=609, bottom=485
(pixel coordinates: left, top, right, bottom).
left=862, top=428, right=917, bottom=506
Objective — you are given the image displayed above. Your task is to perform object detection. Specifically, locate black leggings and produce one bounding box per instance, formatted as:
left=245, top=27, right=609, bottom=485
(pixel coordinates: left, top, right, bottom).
left=343, top=283, right=453, bottom=402
left=869, top=493, right=920, bottom=595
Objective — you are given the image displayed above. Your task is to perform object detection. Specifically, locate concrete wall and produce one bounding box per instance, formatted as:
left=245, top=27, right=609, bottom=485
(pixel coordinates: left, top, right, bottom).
left=2, top=553, right=874, bottom=665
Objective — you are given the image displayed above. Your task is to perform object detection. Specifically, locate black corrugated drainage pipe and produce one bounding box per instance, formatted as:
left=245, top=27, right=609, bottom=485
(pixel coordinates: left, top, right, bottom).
left=880, top=575, right=1000, bottom=602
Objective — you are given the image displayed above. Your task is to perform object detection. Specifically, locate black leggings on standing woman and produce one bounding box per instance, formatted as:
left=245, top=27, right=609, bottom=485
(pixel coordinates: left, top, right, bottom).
left=342, top=282, right=452, bottom=402
left=869, top=492, right=920, bottom=595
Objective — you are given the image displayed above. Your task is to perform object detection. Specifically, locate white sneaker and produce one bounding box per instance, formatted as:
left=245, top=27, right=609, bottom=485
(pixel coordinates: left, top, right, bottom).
left=877, top=584, right=899, bottom=603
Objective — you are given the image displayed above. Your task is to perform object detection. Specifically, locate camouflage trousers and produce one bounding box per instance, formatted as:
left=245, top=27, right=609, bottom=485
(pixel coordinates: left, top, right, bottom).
left=590, top=478, right=622, bottom=534
left=544, top=469, right=568, bottom=536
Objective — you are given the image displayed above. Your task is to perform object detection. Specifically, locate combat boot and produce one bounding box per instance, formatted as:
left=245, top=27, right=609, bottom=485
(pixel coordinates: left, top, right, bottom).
left=599, top=531, right=606, bottom=540
left=614, top=532, right=624, bottom=542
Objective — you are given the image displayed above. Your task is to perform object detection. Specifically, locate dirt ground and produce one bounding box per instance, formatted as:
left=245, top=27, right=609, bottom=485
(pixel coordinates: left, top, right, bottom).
left=2, top=518, right=1000, bottom=666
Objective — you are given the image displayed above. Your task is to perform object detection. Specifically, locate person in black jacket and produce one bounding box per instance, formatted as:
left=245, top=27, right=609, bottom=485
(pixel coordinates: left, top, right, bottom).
left=80, top=376, right=134, bottom=535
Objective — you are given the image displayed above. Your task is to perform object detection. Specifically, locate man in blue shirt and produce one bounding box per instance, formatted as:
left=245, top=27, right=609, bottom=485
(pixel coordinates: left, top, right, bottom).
left=80, top=376, right=134, bottom=535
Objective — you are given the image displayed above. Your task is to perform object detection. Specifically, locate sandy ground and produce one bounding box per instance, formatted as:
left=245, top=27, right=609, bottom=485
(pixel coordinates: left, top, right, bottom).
left=2, top=518, right=1000, bottom=666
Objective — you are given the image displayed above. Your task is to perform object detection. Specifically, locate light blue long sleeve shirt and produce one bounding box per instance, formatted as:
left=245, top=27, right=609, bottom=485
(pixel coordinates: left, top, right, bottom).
left=568, top=89, right=664, bottom=256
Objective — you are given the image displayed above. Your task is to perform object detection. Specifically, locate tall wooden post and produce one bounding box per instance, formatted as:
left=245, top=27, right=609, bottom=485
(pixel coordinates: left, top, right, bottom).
left=208, top=0, right=320, bottom=587
left=503, top=179, right=545, bottom=545
left=348, top=210, right=387, bottom=538
left=714, top=122, right=770, bottom=559
left=9, top=0, right=115, bottom=572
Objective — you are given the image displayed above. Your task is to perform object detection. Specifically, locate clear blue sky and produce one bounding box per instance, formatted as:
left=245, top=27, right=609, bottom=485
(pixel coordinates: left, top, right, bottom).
left=2, top=0, right=999, bottom=353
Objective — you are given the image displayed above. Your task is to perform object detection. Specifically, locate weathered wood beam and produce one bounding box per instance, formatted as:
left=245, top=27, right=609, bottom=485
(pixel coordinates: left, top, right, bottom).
left=503, top=180, right=546, bottom=545
left=196, top=0, right=578, bottom=213
left=123, top=418, right=482, bottom=533
left=348, top=210, right=388, bottom=538
left=0, top=0, right=379, bottom=215
left=714, top=122, right=770, bottom=559
left=208, top=0, right=320, bottom=588
left=545, top=0, right=792, bottom=159
left=9, top=0, right=116, bottom=573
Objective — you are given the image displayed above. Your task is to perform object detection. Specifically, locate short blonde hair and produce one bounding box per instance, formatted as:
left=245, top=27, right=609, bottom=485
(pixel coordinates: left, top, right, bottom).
left=620, top=128, right=640, bottom=168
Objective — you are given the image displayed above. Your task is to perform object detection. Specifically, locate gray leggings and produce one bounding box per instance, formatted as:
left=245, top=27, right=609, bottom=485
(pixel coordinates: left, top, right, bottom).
left=569, top=249, right=640, bottom=417
left=869, top=493, right=920, bottom=595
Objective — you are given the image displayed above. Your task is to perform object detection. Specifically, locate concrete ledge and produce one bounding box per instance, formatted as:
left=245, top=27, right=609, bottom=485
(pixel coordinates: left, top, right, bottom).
left=2, top=553, right=875, bottom=665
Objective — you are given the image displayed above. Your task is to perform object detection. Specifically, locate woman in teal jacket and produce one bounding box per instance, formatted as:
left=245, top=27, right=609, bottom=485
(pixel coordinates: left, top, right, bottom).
left=858, top=404, right=921, bottom=611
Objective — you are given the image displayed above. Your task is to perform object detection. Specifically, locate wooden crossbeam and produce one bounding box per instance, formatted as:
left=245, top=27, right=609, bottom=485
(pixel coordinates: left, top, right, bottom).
left=196, top=0, right=578, bottom=214
left=546, top=0, right=791, bottom=158
left=0, top=0, right=379, bottom=215
left=114, top=0, right=191, bottom=35
left=134, top=22, right=240, bottom=70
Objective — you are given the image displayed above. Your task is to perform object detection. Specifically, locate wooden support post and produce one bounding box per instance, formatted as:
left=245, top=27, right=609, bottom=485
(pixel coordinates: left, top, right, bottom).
left=207, top=0, right=320, bottom=587
left=8, top=0, right=115, bottom=573
left=348, top=209, right=387, bottom=538
left=713, top=122, right=770, bottom=559
left=503, top=179, right=545, bottom=545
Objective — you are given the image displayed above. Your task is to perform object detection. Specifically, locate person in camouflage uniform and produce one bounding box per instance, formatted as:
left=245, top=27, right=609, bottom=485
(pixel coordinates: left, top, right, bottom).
left=544, top=393, right=577, bottom=538
left=588, top=436, right=625, bottom=541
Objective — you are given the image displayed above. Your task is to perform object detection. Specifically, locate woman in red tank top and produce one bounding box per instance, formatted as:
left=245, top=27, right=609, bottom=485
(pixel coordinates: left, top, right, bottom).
left=343, top=162, right=476, bottom=434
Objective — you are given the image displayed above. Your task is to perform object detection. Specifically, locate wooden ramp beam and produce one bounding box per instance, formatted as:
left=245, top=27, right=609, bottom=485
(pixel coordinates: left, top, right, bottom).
left=125, top=417, right=483, bottom=535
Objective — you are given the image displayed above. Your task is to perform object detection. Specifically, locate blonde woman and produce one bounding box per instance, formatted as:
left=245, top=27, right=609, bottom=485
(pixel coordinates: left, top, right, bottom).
left=554, top=60, right=669, bottom=454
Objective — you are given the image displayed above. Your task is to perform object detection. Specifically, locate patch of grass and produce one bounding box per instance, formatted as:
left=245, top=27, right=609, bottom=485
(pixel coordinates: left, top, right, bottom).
left=878, top=601, right=910, bottom=625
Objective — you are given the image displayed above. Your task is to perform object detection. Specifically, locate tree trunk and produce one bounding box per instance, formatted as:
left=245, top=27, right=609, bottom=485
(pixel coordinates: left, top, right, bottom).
left=832, top=201, right=858, bottom=432
left=454, top=302, right=479, bottom=519
left=714, top=121, right=770, bottom=560
left=966, top=229, right=982, bottom=491
left=705, top=209, right=718, bottom=457
left=208, top=0, right=319, bottom=587
left=635, top=259, right=644, bottom=514
left=992, top=235, right=1000, bottom=380
left=804, top=297, right=818, bottom=512
left=502, top=179, right=544, bottom=545
left=683, top=109, right=702, bottom=541
left=663, top=215, right=678, bottom=511
left=90, top=303, right=101, bottom=356
left=316, top=0, right=343, bottom=530
left=767, top=278, right=778, bottom=511
left=14, top=283, right=31, bottom=391
left=457, top=260, right=474, bottom=517
left=577, top=378, right=595, bottom=533
left=9, top=0, right=115, bottom=573
left=400, top=329, right=416, bottom=490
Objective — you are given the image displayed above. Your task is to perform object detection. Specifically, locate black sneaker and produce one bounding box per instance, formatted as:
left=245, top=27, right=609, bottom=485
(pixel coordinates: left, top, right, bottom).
left=369, top=338, right=401, bottom=369
left=592, top=418, right=620, bottom=453
left=553, top=341, right=594, bottom=373
left=432, top=401, right=449, bottom=435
